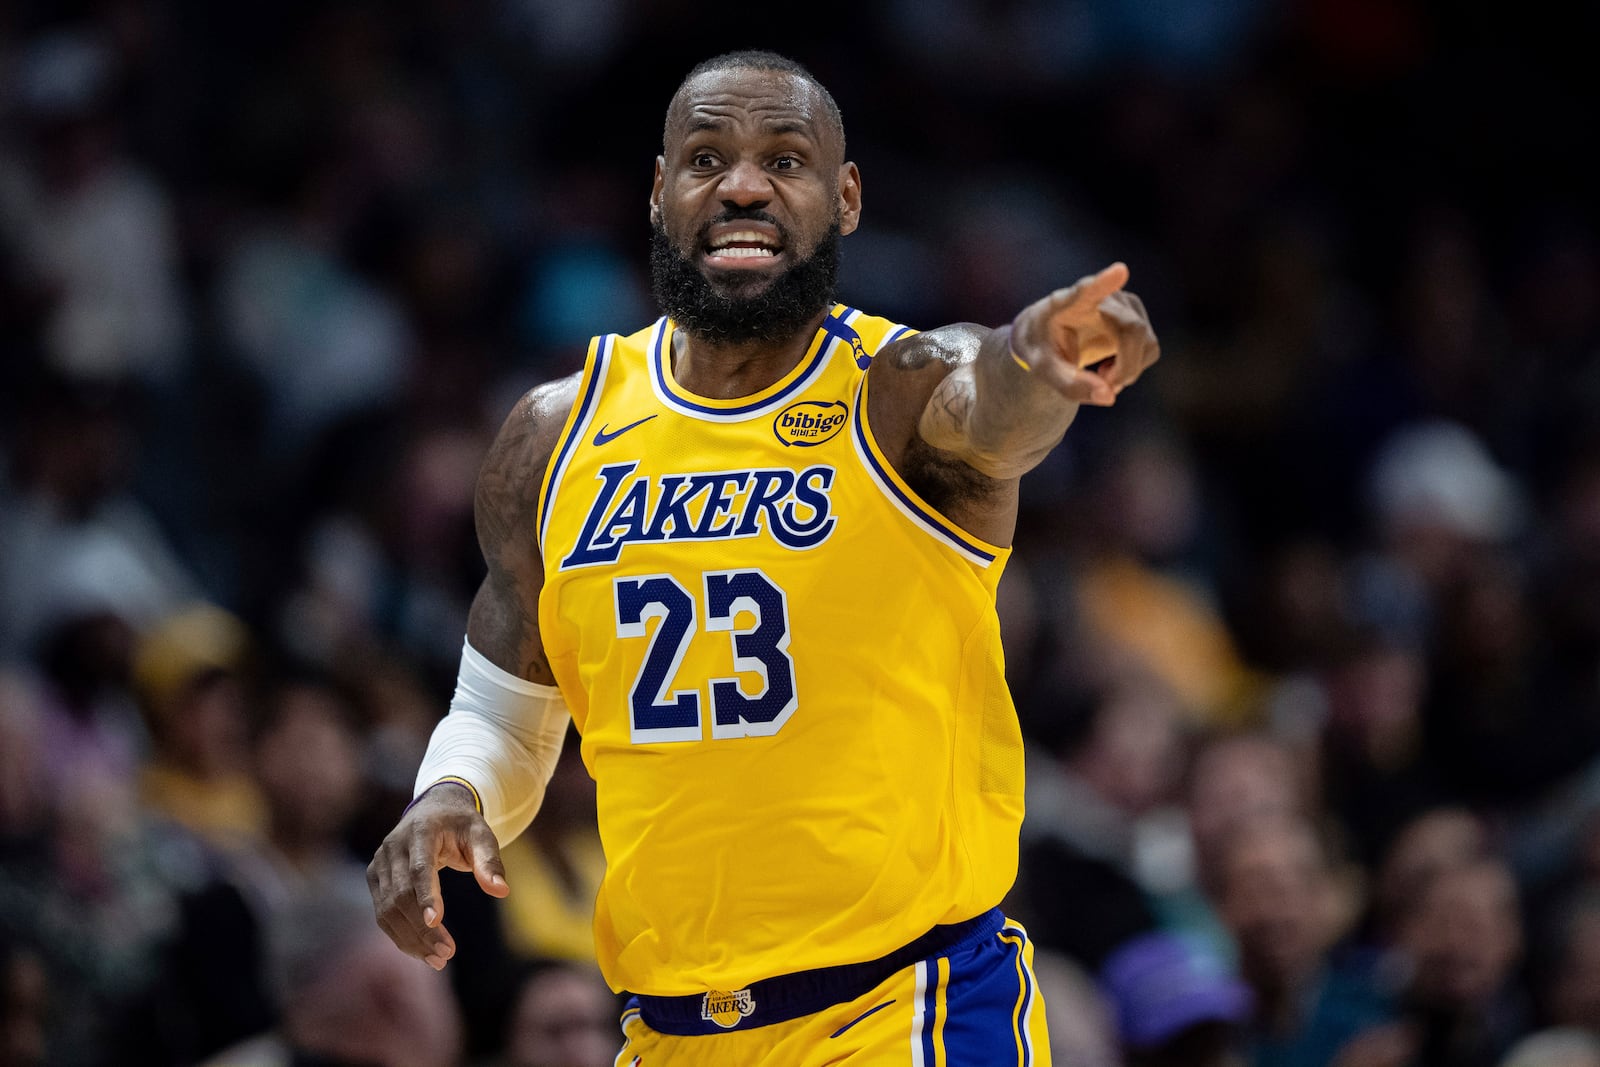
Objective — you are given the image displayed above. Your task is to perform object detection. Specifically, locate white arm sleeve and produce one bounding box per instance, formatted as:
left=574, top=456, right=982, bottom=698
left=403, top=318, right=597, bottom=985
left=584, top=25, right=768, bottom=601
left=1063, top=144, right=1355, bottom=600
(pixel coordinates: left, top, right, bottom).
left=412, top=639, right=571, bottom=846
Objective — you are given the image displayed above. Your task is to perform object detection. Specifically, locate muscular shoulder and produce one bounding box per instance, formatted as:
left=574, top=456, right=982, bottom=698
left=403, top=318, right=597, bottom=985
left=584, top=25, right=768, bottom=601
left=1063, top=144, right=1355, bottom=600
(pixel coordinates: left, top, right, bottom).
left=875, top=322, right=986, bottom=374
left=484, top=373, right=582, bottom=482
left=475, top=372, right=583, bottom=559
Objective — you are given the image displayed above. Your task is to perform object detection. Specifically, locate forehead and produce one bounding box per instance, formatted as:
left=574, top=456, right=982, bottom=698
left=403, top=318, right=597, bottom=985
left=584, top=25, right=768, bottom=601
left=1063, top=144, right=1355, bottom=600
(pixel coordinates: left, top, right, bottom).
left=667, top=67, right=830, bottom=147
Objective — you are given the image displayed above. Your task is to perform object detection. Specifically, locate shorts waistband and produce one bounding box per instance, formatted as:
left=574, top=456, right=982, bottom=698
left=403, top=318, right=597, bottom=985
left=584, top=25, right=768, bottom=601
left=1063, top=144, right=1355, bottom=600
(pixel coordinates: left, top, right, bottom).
left=628, top=907, right=1006, bottom=1036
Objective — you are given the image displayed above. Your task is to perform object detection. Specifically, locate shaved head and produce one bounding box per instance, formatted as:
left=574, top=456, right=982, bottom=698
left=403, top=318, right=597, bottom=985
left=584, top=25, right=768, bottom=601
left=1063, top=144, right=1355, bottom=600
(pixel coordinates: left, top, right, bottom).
left=664, top=50, right=845, bottom=159
left=649, top=50, right=862, bottom=344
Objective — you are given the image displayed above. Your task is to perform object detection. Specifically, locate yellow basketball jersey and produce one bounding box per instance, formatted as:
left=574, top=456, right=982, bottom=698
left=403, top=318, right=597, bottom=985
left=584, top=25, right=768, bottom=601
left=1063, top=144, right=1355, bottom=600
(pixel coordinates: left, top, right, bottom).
left=536, top=306, right=1026, bottom=997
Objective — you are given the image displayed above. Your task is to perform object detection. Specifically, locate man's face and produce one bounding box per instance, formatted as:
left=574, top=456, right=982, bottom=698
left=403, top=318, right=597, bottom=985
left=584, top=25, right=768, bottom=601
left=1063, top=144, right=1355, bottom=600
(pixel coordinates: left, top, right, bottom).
left=507, top=968, right=617, bottom=1067
left=1217, top=819, right=1335, bottom=989
left=649, top=66, right=861, bottom=343
left=1401, top=862, right=1522, bottom=1010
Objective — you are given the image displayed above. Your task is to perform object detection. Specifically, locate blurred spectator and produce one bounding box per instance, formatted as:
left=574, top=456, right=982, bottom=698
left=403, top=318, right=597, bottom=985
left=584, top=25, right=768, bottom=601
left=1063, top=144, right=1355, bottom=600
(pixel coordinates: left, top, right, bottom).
left=1068, top=425, right=1262, bottom=729
left=1171, top=727, right=1320, bottom=976
left=0, top=28, right=189, bottom=385
left=0, top=373, right=201, bottom=662
left=1419, top=550, right=1600, bottom=818
left=1211, top=811, right=1399, bottom=1067
left=201, top=930, right=463, bottom=1067
left=1530, top=889, right=1600, bottom=1035
left=1540, top=452, right=1600, bottom=667
left=1396, top=858, right=1531, bottom=1067
left=1100, top=929, right=1252, bottom=1067
left=1365, top=807, right=1493, bottom=949
left=1187, top=730, right=1315, bottom=899
left=132, top=602, right=266, bottom=853
left=275, top=423, right=485, bottom=691
left=1014, top=670, right=1201, bottom=964
left=1366, top=422, right=1524, bottom=585
left=307, top=945, right=457, bottom=1066
left=28, top=607, right=144, bottom=800
left=1320, top=413, right=1510, bottom=675
left=1317, top=630, right=1451, bottom=868
left=1014, top=678, right=1254, bottom=1064
left=0, top=672, right=51, bottom=842
left=1235, top=538, right=1352, bottom=680
left=228, top=677, right=373, bottom=1007
left=0, top=750, right=219, bottom=1064
left=502, top=959, right=619, bottom=1067
left=0, top=944, right=49, bottom=1067
left=214, top=157, right=413, bottom=461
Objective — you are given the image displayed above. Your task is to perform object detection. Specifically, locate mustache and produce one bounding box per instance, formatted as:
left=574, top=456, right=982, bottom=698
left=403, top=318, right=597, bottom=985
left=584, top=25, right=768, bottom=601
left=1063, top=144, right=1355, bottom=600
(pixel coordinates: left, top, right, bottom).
left=649, top=219, right=841, bottom=345
left=695, top=208, right=790, bottom=247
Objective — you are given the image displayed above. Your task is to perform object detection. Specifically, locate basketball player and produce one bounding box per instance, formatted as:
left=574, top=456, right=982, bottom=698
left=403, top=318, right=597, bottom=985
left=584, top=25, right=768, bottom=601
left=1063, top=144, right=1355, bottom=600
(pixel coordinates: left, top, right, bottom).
left=368, top=50, right=1160, bottom=1064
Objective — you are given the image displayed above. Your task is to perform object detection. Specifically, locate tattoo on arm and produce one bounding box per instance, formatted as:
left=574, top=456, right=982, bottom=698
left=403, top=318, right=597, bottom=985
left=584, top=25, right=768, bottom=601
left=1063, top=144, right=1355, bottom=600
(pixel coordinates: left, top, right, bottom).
left=920, top=368, right=977, bottom=454
left=467, top=382, right=575, bottom=686
left=475, top=403, right=537, bottom=560
left=916, top=327, right=1076, bottom=481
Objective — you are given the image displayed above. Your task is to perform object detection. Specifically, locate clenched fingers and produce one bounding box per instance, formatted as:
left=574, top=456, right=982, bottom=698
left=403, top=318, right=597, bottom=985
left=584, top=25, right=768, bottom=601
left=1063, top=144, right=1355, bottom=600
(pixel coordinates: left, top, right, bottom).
left=1092, top=292, right=1161, bottom=390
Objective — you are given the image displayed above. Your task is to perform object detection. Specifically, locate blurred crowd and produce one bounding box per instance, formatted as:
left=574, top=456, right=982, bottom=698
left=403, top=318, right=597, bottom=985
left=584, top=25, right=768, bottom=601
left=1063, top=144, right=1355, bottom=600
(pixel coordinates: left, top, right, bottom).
left=1, top=1, right=1598, bottom=1065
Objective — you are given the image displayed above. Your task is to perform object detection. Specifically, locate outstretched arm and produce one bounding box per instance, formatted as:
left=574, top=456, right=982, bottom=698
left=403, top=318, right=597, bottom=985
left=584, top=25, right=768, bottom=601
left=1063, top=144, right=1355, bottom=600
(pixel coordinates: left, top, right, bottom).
left=918, top=262, right=1157, bottom=477
left=867, top=263, right=1160, bottom=544
left=367, top=373, right=580, bottom=971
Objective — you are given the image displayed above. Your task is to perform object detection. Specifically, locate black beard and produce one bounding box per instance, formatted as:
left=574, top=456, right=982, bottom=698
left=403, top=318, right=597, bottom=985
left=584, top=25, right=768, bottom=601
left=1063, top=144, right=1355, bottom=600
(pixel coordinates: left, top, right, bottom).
left=649, top=214, right=841, bottom=345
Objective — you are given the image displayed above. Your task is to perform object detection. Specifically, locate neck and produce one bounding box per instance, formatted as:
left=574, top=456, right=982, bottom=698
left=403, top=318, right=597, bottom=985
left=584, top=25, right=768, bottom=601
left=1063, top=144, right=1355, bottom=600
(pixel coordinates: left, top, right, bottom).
left=670, top=308, right=830, bottom=399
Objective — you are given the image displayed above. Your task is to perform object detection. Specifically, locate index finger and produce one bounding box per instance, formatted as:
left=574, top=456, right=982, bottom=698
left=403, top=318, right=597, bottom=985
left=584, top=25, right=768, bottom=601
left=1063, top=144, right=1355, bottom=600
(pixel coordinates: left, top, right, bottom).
left=1057, top=262, right=1129, bottom=311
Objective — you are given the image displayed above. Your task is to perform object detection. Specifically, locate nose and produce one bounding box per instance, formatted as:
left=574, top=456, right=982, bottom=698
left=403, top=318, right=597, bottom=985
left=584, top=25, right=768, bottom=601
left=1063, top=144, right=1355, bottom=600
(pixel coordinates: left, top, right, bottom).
left=717, top=158, right=772, bottom=209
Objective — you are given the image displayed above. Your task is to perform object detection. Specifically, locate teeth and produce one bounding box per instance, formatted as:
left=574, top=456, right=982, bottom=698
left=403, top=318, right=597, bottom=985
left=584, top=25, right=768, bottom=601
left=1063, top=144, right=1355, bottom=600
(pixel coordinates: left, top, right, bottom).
left=712, top=247, right=775, bottom=258
left=709, top=230, right=779, bottom=251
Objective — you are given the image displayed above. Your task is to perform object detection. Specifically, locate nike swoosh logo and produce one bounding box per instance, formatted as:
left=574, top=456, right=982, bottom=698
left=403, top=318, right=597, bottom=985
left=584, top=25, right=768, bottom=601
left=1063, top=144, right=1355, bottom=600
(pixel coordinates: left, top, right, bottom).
left=592, top=414, right=658, bottom=446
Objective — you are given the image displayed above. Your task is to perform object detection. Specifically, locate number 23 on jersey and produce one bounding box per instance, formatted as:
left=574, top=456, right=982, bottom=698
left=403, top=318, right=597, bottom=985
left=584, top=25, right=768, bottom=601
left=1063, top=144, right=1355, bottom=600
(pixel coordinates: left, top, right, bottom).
left=614, top=568, right=797, bottom=744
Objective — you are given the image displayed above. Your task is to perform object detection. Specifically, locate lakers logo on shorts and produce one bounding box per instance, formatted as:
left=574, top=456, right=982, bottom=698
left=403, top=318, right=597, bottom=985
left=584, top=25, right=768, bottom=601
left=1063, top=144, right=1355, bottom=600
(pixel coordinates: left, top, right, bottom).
left=700, top=988, right=756, bottom=1028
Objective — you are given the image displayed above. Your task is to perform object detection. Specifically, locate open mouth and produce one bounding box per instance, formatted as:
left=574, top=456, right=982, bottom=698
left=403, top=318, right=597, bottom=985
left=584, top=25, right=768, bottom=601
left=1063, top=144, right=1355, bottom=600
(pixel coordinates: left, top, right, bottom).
left=703, top=223, right=785, bottom=266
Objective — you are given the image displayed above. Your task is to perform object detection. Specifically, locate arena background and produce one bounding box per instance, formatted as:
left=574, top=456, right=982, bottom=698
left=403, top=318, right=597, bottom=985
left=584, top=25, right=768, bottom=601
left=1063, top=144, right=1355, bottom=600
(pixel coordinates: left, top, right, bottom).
left=2, top=1, right=1599, bottom=1065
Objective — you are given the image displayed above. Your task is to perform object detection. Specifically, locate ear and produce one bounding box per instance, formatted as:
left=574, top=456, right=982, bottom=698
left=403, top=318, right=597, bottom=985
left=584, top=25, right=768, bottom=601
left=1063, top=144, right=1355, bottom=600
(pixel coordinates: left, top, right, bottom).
left=649, top=156, right=665, bottom=228
left=837, top=161, right=862, bottom=237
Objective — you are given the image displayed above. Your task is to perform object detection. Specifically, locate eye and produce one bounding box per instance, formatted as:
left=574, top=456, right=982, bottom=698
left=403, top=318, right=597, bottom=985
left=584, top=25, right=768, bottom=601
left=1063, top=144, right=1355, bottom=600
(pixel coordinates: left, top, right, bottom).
left=772, top=155, right=801, bottom=171
left=691, top=152, right=719, bottom=169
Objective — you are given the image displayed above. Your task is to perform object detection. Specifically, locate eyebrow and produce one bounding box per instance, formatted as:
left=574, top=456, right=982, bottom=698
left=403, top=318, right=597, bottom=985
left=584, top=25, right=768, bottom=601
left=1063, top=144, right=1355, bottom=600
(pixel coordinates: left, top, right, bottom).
left=764, top=119, right=813, bottom=137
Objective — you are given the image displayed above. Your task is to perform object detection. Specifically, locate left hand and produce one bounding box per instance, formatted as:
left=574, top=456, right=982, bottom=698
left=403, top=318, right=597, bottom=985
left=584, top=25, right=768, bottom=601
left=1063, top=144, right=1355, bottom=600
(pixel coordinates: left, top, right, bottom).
left=1008, top=262, right=1161, bottom=406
